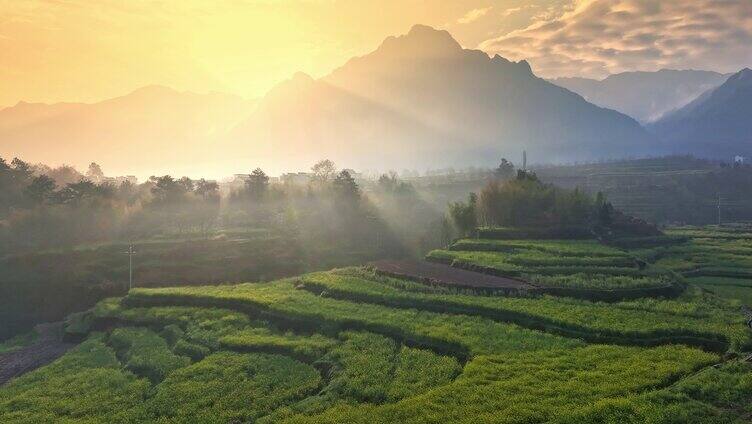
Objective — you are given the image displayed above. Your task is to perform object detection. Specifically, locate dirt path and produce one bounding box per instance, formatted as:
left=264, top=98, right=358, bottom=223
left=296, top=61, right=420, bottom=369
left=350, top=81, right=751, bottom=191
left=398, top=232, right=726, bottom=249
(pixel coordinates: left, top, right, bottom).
left=371, top=260, right=536, bottom=292
left=0, top=322, right=76, bottom=386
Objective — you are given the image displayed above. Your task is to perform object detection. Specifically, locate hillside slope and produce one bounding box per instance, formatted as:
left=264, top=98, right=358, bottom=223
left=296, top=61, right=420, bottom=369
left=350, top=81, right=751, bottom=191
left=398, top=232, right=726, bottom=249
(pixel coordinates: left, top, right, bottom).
left=0, top=86, right=255, bottom=176
left=649, top=69, right=752, bottom=158
left=552, top=70, right=729, bottom=123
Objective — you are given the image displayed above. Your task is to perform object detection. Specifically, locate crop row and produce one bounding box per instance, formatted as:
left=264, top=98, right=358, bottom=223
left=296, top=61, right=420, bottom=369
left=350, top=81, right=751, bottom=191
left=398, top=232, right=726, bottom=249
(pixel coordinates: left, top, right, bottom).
left=301, top=269, right=749, bottom=352
left=122, top=281, right=584, bottom=358
left=426, top=249, right=675, bottom=293
left=428, top=250, right=645, bottom=277
left=107, top=327, right=190, bottom=383
left=86, top=298, right=468, bottom=402
left=449, top=239, right=629, bottom=257
left=277, top=344, right=718, bottom=423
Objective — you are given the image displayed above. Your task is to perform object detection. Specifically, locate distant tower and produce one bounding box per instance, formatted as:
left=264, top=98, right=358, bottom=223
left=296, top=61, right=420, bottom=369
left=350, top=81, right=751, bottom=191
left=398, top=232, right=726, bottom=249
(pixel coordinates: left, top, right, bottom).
left=523, top=150, right=527, bottom=171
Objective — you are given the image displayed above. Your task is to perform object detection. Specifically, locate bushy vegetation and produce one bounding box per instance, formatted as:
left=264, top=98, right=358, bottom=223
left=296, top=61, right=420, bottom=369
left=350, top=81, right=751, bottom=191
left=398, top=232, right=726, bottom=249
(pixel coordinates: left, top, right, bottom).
left=447, top=170, right=659, bottom=239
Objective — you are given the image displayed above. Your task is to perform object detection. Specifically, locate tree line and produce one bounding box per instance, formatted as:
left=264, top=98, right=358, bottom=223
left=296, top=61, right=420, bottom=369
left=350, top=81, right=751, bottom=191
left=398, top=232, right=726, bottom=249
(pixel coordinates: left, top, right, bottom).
left=447, top=159, right=658, bottom=239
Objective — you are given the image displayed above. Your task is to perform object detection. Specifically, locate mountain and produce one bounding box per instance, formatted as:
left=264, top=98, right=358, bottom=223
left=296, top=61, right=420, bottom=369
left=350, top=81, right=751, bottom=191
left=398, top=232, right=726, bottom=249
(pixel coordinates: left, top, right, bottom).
left=0, top=86, right=256, bottom=177
left=552, top=70, right=729, bottom=123
left=229, top=25, right=652, bottom=172
left=648, top=69, right=752, bottom=158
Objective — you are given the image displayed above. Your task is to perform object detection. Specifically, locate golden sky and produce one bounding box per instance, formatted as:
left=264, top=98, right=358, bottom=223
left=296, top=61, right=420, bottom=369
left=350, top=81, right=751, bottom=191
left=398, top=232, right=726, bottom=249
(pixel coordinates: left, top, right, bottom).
left=0, top=0, right=546, bottom=106
left=1, top=0, right=750, bottom=107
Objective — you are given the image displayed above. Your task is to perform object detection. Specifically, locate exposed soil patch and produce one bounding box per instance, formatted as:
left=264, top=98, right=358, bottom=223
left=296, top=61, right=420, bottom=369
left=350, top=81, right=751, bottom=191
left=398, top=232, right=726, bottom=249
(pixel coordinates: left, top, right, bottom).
left=371, top=260, right=536, bottom=293
left=0, top=322, right=76, bottom=385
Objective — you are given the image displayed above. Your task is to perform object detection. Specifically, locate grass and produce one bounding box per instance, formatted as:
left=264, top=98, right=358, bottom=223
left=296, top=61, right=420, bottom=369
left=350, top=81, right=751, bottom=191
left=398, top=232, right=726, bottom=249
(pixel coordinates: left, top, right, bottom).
left=0, top=330, right=37, bottom=354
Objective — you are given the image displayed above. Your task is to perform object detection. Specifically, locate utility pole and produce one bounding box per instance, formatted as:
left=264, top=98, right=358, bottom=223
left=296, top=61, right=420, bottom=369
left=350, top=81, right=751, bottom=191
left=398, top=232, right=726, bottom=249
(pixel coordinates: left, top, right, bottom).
left=125, top=244, right=136, bottom=291
left=523, top=150, right=527, bottom=171
left=717, top=193, right=722, bottom=226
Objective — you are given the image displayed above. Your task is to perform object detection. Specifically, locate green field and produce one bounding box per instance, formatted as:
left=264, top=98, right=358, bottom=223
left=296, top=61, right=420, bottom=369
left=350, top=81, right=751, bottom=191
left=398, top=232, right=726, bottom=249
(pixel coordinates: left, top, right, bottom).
left=2, top=226, right=752, bottom=423
left=427, top=238, right=675, bottom=292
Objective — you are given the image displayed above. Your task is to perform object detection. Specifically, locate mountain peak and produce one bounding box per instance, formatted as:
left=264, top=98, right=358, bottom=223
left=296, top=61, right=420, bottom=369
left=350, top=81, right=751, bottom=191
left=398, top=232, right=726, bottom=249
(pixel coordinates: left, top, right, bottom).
left=126, top=85, right=181, bottom=100
left=376, top=24, right=462, bottom=59
left=734, top=67, right=752, bottom=79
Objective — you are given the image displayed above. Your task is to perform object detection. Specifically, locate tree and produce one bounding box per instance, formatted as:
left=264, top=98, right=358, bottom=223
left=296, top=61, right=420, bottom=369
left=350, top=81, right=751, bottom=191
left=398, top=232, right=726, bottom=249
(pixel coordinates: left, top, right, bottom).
left=25, top=175, right=57, bottom=203
left=333, top=170, right=360, bottom=200
left=178, top=177, right=195, bottom=192
left=245, top=168, right=269, bottom=200
left=311, top=159, right=336, bottom=183
left=378, top=172, right=414, bottom=196
left=494, top=158, right=515, bottom=179
left=448, top=193, right=477, bottom=237
left=55, top=180, right=99, bottom=205
left=195, top=179, right=219, bottom=200
left=47, top=165, right=84, bottom=186
left=595, top=191, right=614, bottom=226
left=10, top=158, right=34, bottom=182
left=150, top=175, right=187, bottom=205
left=86, top=162, right=105, bottom=183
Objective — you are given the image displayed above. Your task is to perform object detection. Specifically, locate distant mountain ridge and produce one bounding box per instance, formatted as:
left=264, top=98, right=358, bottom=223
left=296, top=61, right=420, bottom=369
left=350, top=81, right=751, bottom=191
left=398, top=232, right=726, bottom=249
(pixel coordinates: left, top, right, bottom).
left=0, top=86, right=256, bottom=177
left=229, top=24, right=652, bottom=172
left=2, top=25, right=674, bottom=175
left=649, top=68, right=752, bottom=158
left=552, top=70, right=729, bottom=123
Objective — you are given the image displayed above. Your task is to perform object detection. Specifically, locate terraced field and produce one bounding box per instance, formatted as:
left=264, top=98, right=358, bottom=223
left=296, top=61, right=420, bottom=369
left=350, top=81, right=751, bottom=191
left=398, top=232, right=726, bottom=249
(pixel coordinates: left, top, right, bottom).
left=426, top=238, right=685, bottom=301
left=650, top=226, right=752, bottom=306
left=1, top=227, right=752, bottom=423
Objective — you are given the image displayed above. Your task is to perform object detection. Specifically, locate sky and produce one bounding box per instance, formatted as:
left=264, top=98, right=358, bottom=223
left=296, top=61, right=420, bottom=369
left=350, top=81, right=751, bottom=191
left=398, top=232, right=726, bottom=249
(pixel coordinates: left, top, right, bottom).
left=1, top=0, right=751, bottom=107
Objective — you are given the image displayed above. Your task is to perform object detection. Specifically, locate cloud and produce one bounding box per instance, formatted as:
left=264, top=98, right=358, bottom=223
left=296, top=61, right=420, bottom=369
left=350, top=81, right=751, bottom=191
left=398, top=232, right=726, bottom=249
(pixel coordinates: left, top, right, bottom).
left=501, top=4, right=538, bottom=18
left=479, top=0, right=752, bottom=78
left=458, top=6, right=493, bottom=24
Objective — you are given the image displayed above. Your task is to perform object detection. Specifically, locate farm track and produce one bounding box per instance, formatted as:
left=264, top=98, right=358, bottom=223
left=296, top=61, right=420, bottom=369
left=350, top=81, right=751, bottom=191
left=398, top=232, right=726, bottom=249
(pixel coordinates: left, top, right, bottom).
left=371, top=259, right=536, bottom=292
left=0, top=322, right=75, bottom=386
